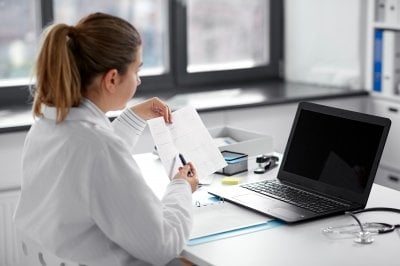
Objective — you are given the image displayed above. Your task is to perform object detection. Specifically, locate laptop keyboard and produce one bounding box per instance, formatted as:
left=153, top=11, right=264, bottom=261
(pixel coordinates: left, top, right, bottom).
left=241, top=180, right=349, bottom=213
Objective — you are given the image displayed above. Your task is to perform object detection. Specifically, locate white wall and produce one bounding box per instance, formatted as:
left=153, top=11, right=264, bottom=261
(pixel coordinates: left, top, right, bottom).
left=284, top=0, right=366, bottom=89
left=0, top=132, right=25, bottom=190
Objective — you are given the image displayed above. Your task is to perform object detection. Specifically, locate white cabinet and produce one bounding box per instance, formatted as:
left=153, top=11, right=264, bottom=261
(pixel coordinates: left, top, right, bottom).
left=368, top=98, right=400, bottom=170
left=376, top=166, right=400, bottom=191
left=224, top=103, right=298, bottom=153
left=366, top=97, right=400, bottom=190
left=0, top=190, right=20, bottom=265
left=0, top=132, right=26, bottom=190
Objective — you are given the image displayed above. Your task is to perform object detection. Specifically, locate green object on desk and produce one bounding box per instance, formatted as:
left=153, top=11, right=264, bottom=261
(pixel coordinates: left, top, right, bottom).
left=187, top=219, right=285, bottom=246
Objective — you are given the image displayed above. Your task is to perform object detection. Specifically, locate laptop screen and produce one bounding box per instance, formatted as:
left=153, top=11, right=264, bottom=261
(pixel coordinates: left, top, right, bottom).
left=279, top=102, right=391, bottom=201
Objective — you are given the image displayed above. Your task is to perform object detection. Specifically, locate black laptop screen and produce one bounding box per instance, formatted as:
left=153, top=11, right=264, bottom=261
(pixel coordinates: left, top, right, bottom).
left=282, top=109, right=385, bottom=194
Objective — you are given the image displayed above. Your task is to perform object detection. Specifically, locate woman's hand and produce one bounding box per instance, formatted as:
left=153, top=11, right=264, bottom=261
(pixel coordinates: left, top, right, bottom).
left=173, top=162, right=199, bottom=193
left=130, top=97, right=172, bottom=123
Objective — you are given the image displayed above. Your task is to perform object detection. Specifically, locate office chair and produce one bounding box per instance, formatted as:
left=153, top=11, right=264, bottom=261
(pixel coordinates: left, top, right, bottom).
left=16, top=230, right=86, bottom=266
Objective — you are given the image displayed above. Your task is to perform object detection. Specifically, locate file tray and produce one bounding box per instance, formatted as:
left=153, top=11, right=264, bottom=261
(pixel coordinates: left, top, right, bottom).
left=208, top=126, right=273, bottom=156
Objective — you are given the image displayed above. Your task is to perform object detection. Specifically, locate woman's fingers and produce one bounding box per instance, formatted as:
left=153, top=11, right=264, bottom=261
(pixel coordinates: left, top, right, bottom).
left=151, top=98, right=172, bottom=123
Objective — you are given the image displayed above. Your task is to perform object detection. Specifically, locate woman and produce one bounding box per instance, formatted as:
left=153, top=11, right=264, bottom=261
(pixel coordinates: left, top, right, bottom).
left=14, top=12, right=199, bottom=266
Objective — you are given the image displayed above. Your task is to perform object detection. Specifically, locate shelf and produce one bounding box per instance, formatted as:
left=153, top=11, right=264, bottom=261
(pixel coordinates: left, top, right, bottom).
left=374, top=22, right=400, bottom=30
left=367, top=0, right=400, bottom=191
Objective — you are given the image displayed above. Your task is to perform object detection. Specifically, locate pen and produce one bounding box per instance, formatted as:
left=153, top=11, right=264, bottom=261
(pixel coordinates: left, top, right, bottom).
left=179, top=153, right=193, bottom=177
left=179, top=153, right=187, bottom=165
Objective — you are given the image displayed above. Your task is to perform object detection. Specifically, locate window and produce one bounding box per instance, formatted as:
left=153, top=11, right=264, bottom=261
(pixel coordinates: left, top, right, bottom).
left=0, top=0, right=282, bottom=106
left=174, top=0, right=282, bottom=86
left=187, top=0, right=269, bottom=73
left=53, top=0, right=169, bottom=76
left=0, top=0, right=38, bottom=86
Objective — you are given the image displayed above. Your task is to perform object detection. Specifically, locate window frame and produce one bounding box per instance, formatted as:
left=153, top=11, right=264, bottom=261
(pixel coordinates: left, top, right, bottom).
left=173, top=0, right=283, bottom=88
left=0, top=0, right=283, bottom=107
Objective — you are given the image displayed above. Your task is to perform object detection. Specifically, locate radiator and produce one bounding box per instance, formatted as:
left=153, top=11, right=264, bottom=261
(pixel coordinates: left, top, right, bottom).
left=0, top=191, right=20, bottom=266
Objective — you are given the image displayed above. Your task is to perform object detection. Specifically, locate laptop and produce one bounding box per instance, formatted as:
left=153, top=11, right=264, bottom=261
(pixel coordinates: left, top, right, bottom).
left=208, top=102, right=391, bottom=223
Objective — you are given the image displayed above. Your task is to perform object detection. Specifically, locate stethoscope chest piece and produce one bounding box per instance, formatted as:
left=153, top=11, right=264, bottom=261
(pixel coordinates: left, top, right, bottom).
left=354, top=231, right=374, bottom=244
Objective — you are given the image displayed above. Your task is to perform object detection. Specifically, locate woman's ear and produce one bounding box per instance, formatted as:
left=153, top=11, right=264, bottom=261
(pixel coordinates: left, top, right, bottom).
left=102, top=69, right=119, bottom=93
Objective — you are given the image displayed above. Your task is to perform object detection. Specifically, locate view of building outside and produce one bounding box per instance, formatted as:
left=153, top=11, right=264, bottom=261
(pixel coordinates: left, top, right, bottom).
left=0, top=0, right=271, bottom=83
left=0, top=0, right=38, bottom=85
left=0, top=0, right=167, bottom=84
left=187, top=0, right=269, bottom=72
left=54, top=0, right=168, bottom=76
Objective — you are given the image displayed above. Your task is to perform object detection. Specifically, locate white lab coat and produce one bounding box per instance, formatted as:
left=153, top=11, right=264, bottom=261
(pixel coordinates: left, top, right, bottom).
left=13, top=99, right=193, bottom=266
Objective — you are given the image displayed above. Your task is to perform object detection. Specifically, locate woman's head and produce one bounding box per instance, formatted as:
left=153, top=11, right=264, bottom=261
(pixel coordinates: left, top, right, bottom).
left=33, top=12, right=142, bottom=122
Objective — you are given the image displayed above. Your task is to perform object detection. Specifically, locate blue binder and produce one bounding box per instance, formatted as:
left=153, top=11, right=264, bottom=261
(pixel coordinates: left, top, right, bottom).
left=187, top=219, right=285, bottom=246
left=373, top=29, right=383, bottom=92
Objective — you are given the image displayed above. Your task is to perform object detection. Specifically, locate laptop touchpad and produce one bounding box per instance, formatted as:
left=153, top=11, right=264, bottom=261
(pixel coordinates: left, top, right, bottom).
left=233, top=194, right=280, bottom=211
left=233, top=193, right=268, bottom=204
left=270, top=208, right=302, bottom=220
left=233, top=194, right=302, bottom=220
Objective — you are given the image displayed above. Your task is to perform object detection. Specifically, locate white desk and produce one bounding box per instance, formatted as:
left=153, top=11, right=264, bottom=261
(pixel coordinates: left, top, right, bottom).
left=134, top=153, right=400, bottom=266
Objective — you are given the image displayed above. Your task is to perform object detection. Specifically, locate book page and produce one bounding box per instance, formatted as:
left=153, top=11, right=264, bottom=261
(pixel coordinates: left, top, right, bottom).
left=147, top=106, right=227, bottom=181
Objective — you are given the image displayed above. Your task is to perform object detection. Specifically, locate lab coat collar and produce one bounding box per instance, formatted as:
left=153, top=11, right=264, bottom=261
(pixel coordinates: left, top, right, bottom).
left=42, top=99, right=113, bottom=130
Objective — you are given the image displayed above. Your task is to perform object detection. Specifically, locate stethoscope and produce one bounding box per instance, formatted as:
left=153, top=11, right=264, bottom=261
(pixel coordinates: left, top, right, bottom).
left=351, top=207, right=400, bottom=233
left=322, top=207, right=400, bottom=244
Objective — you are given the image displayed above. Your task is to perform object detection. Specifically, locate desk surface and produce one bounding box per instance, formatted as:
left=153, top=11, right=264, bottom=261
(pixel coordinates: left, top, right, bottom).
left=133, top=153, right=400, bottom=266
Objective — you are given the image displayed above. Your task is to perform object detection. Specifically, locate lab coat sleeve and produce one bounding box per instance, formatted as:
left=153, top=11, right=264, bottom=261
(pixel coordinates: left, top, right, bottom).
left=89, top=143, right=193, bottom=266
left=111, top=108, right=146, bottom=152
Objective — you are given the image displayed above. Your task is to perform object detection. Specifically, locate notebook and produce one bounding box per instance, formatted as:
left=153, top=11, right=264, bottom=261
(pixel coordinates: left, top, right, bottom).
left=208, top=102, right=391, bottom=223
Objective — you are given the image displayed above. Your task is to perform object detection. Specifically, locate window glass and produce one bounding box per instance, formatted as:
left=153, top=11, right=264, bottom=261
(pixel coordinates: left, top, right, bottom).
left=54, top=0, right=168, bottom=76
left=187, top=0, right=269, bottom=73
left=0, top=0, right=37, bottom=85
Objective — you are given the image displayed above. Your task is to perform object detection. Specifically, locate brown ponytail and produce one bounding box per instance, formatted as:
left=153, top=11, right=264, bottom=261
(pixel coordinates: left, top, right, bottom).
left=33, top=24, right=80, bottom=123
left=33, top=13, right=142, bottom=123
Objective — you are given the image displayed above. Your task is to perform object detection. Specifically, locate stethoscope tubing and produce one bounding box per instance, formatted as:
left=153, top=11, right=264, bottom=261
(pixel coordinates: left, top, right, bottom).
left=349, top=207, right=400, bottom=234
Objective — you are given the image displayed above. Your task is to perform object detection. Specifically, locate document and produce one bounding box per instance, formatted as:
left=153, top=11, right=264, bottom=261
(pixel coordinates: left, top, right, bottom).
left=188, top=191, right=282, bottom=246
left=147, top=106, right=227, bottom=181
left=191, top=199, right=273, bottom=240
